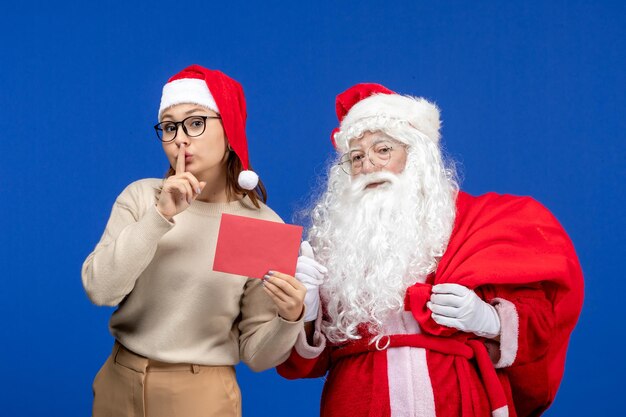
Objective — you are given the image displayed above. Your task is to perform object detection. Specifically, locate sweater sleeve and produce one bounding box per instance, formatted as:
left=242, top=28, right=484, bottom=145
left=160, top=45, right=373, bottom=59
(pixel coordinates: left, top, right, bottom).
left=478, top=283, right=555, bottom=369
left=81, top=181, right=174, bottom=306
left=238, top=277, right=304, bottom=372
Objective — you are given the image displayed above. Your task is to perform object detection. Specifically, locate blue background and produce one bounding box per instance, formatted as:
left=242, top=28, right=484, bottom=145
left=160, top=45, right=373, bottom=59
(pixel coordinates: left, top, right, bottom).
left=1, top=1, right=624, bottom=415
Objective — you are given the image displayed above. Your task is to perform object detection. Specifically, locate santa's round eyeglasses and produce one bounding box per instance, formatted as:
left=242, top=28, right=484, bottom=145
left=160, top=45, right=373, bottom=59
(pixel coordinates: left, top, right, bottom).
left=338, top=141, right=395, bottom=175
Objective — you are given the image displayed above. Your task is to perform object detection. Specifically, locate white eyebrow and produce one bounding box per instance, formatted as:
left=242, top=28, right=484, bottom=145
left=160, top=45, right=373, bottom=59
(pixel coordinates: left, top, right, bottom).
left=348, top=136, right=393, bottom=152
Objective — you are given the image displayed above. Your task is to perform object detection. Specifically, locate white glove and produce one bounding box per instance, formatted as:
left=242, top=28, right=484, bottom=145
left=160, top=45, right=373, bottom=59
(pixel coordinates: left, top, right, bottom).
left=428, top=283, right=501, bottom=339
left=295, top=241, right=327, bottom=322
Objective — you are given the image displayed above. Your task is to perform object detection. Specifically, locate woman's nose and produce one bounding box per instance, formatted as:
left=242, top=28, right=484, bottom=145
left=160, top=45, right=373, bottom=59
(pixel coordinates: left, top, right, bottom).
left=174, top=125, right=190, bottom=145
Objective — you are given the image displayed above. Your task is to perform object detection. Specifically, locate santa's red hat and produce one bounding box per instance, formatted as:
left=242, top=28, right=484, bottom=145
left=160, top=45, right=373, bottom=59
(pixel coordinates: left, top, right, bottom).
left=158, top=64, right=259, bottom=190
left=331, top=83, right=441, bottom=152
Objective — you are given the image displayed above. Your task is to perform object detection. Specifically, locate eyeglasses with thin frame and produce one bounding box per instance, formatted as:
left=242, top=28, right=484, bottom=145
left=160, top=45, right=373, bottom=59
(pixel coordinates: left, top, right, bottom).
left=338, top=141, right=395, bottom=175
left=154, top=115, right=221, bottom=143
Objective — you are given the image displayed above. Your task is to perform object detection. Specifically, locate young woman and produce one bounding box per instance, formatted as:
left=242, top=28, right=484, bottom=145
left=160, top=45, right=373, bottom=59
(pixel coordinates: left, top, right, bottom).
left=82, top=64, right=306, bottom=417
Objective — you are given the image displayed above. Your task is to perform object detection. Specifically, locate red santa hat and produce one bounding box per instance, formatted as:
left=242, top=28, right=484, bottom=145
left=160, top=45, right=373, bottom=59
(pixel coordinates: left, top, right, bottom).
left=158, top=64, right=259, bottom=190
left=330, top=83, right=441, bottom=152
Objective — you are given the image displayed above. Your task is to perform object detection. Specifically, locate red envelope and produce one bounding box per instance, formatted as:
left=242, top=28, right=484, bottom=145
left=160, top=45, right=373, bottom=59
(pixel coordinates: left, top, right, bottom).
left=213, top=213, right=303, bottom=278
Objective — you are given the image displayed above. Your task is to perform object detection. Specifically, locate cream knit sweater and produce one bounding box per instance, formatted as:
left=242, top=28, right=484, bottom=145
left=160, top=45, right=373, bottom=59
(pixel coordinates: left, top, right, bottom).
left=82, top=178, right=302, bottom=371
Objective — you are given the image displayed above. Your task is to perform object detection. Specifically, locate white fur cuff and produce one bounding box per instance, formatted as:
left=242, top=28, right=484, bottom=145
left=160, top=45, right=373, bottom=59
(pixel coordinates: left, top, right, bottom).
left=487, top=298, right=519, bottom=368
left=293, top=326, right=327, bottom=359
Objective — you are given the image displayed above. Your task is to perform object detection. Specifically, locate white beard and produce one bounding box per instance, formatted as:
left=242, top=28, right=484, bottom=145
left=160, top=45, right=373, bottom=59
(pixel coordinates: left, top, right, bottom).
left=308, top=143, right=458, bottom=344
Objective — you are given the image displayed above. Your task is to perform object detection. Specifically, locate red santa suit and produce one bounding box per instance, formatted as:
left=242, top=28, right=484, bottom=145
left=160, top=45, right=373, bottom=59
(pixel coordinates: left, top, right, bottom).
left=277, top=191, right=584, bottom=417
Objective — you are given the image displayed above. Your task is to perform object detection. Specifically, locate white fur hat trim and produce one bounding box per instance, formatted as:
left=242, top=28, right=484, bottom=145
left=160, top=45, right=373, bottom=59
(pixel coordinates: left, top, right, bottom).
left=335, top=93, right=441, bottom=151
left=158, top=78, right=219, bottom=120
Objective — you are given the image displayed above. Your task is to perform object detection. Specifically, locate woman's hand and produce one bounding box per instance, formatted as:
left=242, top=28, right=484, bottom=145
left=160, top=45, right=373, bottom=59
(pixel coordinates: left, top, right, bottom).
left=262, top=271, right=307, bottom=322
left=157, top=144, right=206, bottom=220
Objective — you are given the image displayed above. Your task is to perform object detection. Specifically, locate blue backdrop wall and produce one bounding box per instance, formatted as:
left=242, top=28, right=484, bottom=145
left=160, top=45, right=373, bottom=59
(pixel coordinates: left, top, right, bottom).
left=1, top=1, right=624, bottom=415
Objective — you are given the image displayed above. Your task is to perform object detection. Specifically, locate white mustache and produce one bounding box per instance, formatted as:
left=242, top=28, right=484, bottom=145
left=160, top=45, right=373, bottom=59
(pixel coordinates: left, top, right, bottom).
left=349, top=171, right=399, bottom=193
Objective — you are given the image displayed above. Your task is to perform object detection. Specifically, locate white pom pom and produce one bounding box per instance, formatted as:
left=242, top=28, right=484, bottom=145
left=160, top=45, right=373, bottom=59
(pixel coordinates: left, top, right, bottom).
left=238, top=170, right=259, bottom=190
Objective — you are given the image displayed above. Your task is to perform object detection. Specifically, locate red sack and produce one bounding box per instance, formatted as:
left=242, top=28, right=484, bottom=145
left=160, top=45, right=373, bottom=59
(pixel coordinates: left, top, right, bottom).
left=408, top=192, right=584, bottom=416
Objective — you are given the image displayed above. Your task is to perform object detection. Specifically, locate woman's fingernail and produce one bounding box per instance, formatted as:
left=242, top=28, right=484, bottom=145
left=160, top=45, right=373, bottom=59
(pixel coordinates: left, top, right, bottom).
left=263, top=274, right=271, bottom=281
left=268, top=271, right=275, bottom=276
left=196, top=187, right=201, bottom=194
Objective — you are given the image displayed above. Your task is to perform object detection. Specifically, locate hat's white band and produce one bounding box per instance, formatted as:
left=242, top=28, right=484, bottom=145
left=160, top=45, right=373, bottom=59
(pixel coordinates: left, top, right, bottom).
left=334, top=116, right=430, bottom=152
left=158, top=78, right=219, bottom=120
left=335, top=93, right=441, bottom=151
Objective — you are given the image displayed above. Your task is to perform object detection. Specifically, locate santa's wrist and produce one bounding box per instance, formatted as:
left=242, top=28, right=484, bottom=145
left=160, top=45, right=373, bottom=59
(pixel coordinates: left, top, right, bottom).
left=304, top=302, right=320, bottom=322
left=473, top=304, right=501, bottom=339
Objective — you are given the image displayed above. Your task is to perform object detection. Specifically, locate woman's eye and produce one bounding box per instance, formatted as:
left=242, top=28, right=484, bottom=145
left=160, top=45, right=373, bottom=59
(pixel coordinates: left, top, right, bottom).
left=378, top=146, right=391, bottom=154
left=191, top=120, right=205, bottom=128
left=163, top=124, right=176, bottom=132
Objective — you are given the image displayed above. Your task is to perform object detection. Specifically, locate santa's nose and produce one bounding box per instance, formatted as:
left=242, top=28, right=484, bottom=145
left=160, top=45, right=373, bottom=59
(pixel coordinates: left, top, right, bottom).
left=359, top=157, right=381, bottom=174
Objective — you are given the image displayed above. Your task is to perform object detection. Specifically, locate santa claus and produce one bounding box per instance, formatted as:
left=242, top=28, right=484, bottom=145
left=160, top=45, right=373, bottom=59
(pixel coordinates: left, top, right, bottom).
left=277, top=83, right=584, bottom=417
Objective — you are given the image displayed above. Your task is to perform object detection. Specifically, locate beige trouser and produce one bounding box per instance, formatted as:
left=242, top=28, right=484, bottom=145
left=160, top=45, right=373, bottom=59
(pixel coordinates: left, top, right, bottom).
left=92, top=342, right=241, bottom=417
